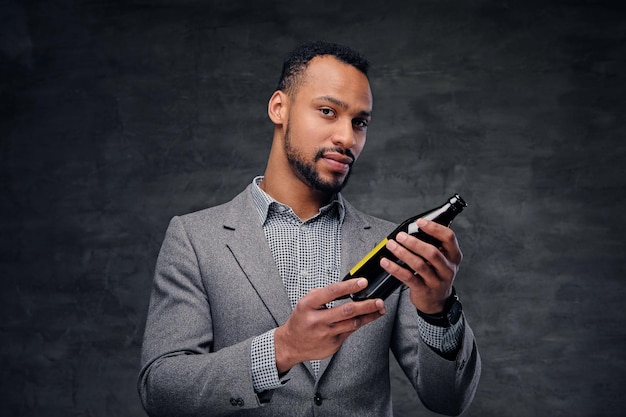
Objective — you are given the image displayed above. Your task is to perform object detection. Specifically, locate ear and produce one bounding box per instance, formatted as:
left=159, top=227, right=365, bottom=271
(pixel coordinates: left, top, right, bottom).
left=268, top=90, right=288, bottom=125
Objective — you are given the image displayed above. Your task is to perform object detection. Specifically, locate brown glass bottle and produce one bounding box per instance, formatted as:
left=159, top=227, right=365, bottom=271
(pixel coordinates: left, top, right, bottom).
left=345, top=194, right=467, bottom=301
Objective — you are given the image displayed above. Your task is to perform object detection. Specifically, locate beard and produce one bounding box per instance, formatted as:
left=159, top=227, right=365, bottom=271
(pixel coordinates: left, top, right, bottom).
left=283, top=123, right=355, bottom=195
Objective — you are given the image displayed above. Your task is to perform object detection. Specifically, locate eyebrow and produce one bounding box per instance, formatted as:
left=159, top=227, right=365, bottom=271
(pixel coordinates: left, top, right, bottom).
left=315, top=95, right=372, bottom=118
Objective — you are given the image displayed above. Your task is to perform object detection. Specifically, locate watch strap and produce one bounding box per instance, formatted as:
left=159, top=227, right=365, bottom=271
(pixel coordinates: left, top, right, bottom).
left=416, top=287, right=462, bottom=328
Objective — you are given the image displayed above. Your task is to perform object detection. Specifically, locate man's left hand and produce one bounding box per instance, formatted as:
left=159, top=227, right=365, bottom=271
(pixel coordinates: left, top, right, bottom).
left=380, top=218, right=462, bottom=313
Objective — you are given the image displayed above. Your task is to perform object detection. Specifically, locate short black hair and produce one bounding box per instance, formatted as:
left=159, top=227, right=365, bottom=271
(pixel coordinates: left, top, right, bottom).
left=276, top=41, right=370, bottom=96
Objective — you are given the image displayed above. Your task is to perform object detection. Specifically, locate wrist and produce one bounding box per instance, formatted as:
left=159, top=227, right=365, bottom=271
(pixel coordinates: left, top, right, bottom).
left=416, top=287, right=463, bottom=328
left=273, top=326, right=297, bottom=374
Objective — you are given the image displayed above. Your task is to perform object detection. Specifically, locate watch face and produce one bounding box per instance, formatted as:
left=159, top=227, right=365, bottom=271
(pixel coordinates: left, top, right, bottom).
left=448, top=301, right=462, bottom=325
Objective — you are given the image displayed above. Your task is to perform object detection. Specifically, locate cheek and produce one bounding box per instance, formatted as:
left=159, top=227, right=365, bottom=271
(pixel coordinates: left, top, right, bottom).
left=352, top=136, right=367, bottom=158
left=289, top=111, right=311, bottom=134
left=300, top=122, right=331, bottom=146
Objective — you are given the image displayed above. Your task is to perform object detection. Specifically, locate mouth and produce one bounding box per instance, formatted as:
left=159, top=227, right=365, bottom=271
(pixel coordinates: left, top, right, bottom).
left=323, top=152, right=353, bottom=165
left=322, top=152, right=354, bottom=172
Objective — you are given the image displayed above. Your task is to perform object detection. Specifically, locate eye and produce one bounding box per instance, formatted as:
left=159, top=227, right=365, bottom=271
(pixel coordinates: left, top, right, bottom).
left=320, top=107, right=336, bottom=117
left=353, top=119, right=369, bottom=129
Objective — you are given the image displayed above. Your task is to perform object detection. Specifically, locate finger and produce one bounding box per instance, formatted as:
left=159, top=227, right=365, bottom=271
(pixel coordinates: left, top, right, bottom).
left=330, top=298, right=386, bottom=321
left=394, top=232, right=458, bottom=282
left=301, top=278, right=368, bottom=309
left=415, top=219, right=463, bottom=264
left=385, top=237, right=438, bottom=282
left=328, top=300, right=386, bottom=333
left=331, top=311, right=386, bottom=338
left=379, top=255, right=426, bottom=289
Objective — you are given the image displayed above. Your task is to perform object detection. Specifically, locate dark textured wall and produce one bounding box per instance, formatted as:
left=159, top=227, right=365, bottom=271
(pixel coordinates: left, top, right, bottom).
left=1, top=0, right=625, bottom=416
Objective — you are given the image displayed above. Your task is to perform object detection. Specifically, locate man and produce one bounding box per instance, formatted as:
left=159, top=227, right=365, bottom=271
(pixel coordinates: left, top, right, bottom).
left=138, top=41, right=480, bottom=416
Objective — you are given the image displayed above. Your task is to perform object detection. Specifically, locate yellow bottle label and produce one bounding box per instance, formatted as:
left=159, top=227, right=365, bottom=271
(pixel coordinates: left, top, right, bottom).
left=349, top=238, right=389, bottom=276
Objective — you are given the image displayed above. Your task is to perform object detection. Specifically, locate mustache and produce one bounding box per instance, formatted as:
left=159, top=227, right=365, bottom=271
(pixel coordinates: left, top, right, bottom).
left=314, top=147, right=356, bottom=165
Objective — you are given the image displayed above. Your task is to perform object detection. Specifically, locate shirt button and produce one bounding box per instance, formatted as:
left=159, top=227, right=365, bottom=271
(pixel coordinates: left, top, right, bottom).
left=314, top=392, right=323, bottom=406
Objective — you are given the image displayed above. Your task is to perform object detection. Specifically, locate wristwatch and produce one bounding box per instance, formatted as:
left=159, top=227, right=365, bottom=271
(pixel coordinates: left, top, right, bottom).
left=416, top=287, right=463, bottom=328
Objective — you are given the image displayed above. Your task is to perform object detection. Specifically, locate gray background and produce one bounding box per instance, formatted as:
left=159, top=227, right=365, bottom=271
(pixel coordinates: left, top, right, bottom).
left=1, top=0, right=625, bottom=416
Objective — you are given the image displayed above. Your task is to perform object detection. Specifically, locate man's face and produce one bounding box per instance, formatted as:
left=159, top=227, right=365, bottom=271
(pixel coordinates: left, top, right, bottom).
left=281, top=56, right=373, bottom=194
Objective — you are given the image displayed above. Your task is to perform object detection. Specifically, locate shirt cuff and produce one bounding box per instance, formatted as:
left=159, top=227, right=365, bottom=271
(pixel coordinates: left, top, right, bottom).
left=251, top=329, right=285, bottom=392
left=417, top=314, right=465, bottom=356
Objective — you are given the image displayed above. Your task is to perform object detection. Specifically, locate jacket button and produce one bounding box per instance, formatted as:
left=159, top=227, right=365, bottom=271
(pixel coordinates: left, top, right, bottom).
left=314, top=392, right=323, bottom=406
left=230, top=397, right=244, bottom=407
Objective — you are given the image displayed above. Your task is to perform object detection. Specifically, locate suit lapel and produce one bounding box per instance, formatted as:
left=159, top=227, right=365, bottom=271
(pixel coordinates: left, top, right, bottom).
left=222, top=187, right=293, bottom=328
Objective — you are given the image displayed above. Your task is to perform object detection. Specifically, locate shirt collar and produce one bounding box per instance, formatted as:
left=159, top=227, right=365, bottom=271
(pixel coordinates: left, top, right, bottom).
left=250, top=176, right=346, bottom=225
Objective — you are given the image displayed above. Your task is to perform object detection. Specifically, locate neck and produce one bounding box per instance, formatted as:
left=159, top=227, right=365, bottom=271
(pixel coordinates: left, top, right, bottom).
left=260, top=167, right=331, bottom=221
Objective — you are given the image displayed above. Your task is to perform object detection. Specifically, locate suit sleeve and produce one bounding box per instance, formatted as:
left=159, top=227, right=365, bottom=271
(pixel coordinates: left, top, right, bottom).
left=137, top=216, right=267, bottom=416
left=390, top=285, right=482, bottom=416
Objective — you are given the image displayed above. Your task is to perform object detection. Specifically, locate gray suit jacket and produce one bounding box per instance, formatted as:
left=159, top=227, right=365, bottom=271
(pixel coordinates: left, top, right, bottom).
left=138, top=185, right=480, bottom=416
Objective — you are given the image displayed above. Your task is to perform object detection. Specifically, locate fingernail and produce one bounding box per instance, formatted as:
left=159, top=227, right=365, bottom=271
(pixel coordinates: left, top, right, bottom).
left=357, top=278, right=368, bottom=287
left=380, top=258, right=389, bottom=267
left=417, top=218, right=428, bottom=227
left=376, top=299, right=385, bottom=309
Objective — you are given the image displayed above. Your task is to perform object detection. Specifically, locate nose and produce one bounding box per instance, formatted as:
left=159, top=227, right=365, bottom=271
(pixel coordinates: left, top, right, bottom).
left=331, top=119, right=356, bottom=150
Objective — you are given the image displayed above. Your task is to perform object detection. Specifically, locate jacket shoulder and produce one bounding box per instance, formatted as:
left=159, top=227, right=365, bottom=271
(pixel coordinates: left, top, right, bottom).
left=342, top=198, right=395, bottom=234
left=175, top=186, right=252, bottom=227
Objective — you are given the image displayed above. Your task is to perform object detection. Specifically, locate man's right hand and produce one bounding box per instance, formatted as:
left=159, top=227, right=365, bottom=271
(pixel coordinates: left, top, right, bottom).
left=273, top=278, right=386, bottom=374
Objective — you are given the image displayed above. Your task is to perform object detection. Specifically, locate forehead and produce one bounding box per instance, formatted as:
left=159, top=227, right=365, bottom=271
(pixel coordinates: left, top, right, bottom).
left=297, top=56, right=373, bottom=109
